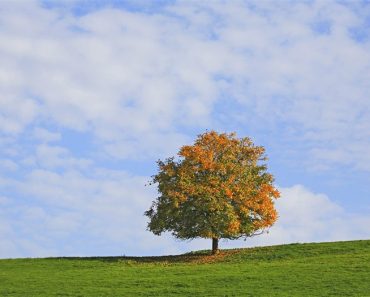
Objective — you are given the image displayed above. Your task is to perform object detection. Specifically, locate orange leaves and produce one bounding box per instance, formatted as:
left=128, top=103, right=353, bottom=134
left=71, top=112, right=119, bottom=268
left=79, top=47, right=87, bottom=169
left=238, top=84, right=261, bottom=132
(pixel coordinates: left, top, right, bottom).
left=225, top=188, right=233, bottom=199
left=179, top=145, right=193, bottom=158
left=227, top=219, right=241, bottom=233
left=236, top=183, right=280, bottom=228
left=180, top=143, right=216, bottom=171
left=167, top=190, right=187, bottom=203
left=258, top=184, right=280, bottom=199
left=146, top=130, right=280, bottom=242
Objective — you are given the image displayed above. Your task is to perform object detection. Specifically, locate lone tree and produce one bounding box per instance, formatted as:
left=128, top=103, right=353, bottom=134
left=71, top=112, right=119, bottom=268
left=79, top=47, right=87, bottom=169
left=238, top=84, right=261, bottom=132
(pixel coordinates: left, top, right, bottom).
left=145, top=131, right=280, bottom=254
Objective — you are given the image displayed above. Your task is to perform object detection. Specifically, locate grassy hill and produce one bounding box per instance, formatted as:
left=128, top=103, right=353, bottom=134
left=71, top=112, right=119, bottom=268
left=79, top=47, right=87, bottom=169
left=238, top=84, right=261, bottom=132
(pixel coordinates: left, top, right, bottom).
left=0, top=240, right=369, bottom=296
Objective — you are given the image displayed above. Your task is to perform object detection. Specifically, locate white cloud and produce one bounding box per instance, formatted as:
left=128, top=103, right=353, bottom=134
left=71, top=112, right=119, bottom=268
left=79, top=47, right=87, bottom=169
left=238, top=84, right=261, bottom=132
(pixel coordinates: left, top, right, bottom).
left=1, top=1, right=369, bottom=167
left=269, top=185, right=353, bottom=242
left=3, top=2, right=369, bottom=168
left=0, top=167, right=163, bottom=257
left=0, top=0, right=369, bottom=258
left=0, top=159, right=18, bottom=171
left=0, top=97, right=38, bottom=134
left=34, top=144, right=92, bottom=169
left=1, top=3, right=226, bottom=157
left=0, top=136, right=18, bottom=157
left=1, top=170, right=369, bottom=258
left=0, top=194, right=59, bottom=258
left=33, top=127, right=61, bottom=143
left=219, top=185, right=370, bottom=250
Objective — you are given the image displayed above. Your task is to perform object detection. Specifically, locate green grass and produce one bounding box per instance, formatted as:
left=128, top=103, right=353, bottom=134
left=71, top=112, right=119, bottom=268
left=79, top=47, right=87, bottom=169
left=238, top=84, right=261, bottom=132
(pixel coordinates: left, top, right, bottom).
left=0, top=240, right=369, bottom=296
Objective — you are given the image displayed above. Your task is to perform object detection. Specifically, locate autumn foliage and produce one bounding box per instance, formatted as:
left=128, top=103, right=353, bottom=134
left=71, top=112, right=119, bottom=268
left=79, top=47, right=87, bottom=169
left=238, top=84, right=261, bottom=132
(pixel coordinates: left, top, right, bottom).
left=145, top=131, right=280, bottom=254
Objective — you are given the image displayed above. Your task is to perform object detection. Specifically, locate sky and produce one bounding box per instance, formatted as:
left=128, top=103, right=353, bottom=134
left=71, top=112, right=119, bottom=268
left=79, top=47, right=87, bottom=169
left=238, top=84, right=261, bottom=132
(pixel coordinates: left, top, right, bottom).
left=0, top=0, right=369, bottom=258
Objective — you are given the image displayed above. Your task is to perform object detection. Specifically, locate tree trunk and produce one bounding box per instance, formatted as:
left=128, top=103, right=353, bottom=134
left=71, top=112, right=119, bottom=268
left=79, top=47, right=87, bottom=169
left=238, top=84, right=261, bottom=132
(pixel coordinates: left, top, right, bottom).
left=212, top=237, right=219, bottom=255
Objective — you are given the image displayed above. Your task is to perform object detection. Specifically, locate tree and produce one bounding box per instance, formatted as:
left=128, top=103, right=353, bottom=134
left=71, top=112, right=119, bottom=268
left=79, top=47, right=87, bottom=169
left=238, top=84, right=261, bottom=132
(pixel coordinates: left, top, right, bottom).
left=145, top=131, right=280, bottom=254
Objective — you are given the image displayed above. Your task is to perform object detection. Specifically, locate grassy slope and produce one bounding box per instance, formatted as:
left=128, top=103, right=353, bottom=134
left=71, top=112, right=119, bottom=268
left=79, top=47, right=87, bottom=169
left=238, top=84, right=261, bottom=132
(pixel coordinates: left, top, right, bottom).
left=0, top=240, right=369, bottom=297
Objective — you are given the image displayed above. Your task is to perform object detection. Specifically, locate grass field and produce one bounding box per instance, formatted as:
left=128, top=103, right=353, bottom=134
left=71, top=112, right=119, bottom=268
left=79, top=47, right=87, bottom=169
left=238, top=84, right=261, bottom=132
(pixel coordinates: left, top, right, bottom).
left=0, top=240, right=369, bottom=296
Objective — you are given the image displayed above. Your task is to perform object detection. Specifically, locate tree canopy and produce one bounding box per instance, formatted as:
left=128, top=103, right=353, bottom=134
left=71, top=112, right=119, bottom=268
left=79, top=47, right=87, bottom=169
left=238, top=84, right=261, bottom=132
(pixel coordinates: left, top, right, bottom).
left=145, top=131, right=280, bottom=254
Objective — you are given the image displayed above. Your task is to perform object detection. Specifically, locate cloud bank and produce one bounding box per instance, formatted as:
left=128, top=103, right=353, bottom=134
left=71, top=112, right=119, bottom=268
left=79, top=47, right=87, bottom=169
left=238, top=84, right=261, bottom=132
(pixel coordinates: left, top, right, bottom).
left=0, top=0, right=369, bottom=257
left=1, top=0, right=369, bottom=165
left=1, top=178, right=369, bottom=258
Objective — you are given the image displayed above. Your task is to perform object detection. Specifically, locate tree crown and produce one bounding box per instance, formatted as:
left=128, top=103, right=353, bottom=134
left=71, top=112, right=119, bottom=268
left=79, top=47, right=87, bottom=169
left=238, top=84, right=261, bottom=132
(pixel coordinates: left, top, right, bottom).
left=145, top=131, right=280, bottom=241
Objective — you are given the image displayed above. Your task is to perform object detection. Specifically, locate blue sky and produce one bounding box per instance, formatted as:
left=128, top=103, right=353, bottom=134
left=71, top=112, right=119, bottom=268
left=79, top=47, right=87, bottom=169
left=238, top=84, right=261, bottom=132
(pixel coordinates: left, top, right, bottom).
left=0, top=0, right=369, bottom=258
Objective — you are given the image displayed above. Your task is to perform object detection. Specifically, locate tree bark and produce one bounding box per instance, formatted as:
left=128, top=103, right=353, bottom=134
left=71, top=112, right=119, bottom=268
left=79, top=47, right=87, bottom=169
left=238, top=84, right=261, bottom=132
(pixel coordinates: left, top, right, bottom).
left=212, top=237, right=219, bottom=255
